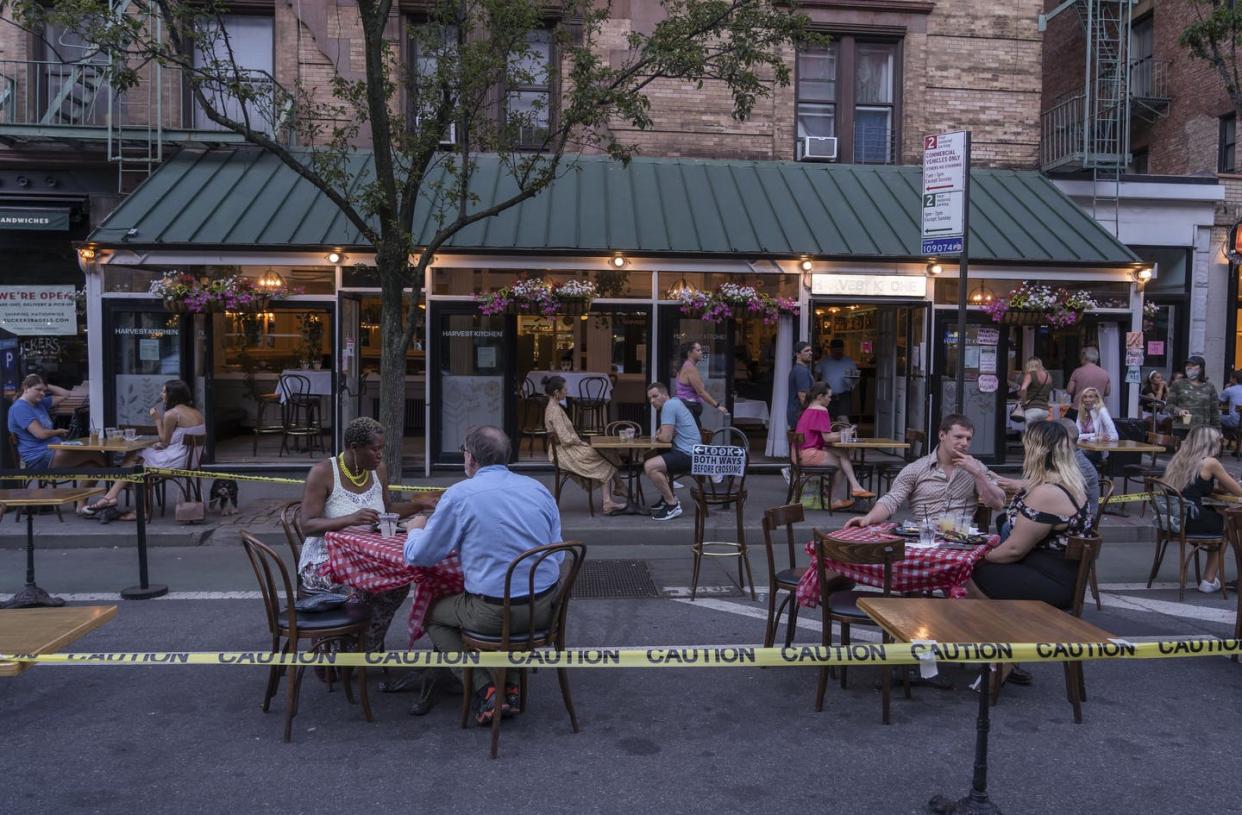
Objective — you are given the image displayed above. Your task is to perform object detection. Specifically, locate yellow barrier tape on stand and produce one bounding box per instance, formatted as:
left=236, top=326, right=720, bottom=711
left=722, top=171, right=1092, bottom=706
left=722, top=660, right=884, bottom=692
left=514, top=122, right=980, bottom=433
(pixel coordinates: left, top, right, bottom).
left=2, top=639, right=1239, bottom=669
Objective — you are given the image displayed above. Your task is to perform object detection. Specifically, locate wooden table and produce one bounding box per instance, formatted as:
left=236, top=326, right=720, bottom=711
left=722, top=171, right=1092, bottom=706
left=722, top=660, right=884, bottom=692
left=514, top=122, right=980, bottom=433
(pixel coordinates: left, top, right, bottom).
left=0, top=488, right=104, bottom=608
left=48, top=437, right=158, bottom=455
left=857, top=597, right=1115, bottom=813
left=1076, top=438, right=1165, bottom=454
left=0, top=605, right=117, bottom=677
left=590, top=436, right=671, bottom=515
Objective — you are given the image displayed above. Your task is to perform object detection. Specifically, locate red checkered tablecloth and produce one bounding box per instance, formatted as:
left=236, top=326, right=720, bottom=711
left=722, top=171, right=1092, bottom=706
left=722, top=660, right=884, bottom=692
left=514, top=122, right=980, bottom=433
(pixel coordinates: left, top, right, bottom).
left=795, top=523, right=998, bottom=605
left=324, top=528, right=463, bottom=646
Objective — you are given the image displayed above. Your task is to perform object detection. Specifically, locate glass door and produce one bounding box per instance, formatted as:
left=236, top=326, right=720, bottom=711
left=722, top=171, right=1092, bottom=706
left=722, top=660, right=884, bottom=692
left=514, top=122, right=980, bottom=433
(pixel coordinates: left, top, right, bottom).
left=933, top=311, right=1008, bottom=463
left=904, top=305, right=930, bottom=438
left=430, top=303, right=510, bottom=463
left=103, top=303, right=186, bottom=430
left=658, top=306, right=730, bottom=433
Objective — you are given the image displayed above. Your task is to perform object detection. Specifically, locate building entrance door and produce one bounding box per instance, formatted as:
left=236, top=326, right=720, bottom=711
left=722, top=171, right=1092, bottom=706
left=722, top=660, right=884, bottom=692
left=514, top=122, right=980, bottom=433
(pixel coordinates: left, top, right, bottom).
left=429, top=304, right=509, bottom=463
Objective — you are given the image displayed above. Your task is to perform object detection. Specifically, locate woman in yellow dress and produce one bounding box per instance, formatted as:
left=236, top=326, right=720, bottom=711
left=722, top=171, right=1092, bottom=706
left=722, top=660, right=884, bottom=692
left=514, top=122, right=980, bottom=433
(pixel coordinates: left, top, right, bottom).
left=542, top=375, right=628, bottom=514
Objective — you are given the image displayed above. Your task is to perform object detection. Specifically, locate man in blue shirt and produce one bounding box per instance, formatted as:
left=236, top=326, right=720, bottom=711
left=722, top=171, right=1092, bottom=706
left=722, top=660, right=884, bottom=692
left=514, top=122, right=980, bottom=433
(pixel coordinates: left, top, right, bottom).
left=787, top=341, right=814, bottom=429
left=815, top=338, right=859, bottom=420
left=1220, top=370, right=1242, bottom=430
left=643, top=381, right=700, bottom=520
left=403, top=425, right=563, bottom=724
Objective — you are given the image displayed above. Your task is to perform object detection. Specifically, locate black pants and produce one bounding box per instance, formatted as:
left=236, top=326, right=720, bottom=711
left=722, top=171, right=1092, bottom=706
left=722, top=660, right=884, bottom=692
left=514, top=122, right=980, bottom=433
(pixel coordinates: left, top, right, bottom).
left=685, top=399, right=703, bottom=428
left=828, top=393, right=850, bottom=421
left=972, top=549, right=1077, bottom=610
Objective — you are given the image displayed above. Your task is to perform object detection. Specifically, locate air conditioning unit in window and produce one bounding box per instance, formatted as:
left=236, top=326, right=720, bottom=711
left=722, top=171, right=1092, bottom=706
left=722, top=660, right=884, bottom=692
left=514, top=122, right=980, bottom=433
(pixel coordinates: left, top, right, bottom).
left=415, top=116, right=457, bottom=147
left=799, top=136, right=838, bottom=162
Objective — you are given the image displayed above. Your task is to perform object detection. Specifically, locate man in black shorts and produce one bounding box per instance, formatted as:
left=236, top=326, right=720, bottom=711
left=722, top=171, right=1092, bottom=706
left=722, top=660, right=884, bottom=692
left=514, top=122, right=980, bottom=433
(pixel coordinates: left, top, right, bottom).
left=643, top=382, right=702, bottom=520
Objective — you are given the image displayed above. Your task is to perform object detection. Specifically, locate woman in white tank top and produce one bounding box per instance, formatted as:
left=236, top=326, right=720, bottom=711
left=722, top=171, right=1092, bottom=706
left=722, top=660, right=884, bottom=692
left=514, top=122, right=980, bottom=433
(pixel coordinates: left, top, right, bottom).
left=299, top=417, right=439, bottom=653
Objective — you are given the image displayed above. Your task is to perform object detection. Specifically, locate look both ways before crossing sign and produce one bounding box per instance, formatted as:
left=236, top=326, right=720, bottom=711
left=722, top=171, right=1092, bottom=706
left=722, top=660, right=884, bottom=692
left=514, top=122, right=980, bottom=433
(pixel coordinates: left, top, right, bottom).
left=691, top=445, right=747, bottom=478
left=921, top=131, right=968, bottom=257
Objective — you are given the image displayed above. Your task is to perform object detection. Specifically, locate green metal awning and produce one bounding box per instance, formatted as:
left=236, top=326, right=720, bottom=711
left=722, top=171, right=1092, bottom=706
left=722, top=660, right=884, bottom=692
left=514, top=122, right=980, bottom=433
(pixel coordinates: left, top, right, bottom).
left=89, top=147, right=1138, bottom=266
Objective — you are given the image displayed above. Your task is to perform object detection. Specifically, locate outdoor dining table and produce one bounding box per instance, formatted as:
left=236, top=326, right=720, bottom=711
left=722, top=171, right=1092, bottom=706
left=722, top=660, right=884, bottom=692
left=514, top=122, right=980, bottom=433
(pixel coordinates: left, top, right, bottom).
left=1076, top=438, right=1166, bottom=454
left=0, top=605, right=117, bottom=676
left=0, top=487, right=104, bottom=608
left=323, top=526, right=463, bottom=646
left=795, top=522, right=1000, bottom=604
left=589, top=435, right=671, bottom=515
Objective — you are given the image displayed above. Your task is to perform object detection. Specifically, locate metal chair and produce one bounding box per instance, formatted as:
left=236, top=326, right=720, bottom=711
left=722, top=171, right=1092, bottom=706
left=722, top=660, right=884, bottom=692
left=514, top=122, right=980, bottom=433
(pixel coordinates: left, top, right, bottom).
left=148, top=434, right=206, bottom=518
left=548, top=433, right=595, bottom=517
left=1061, top=535, right=1103, bottom=723
left=1146, top=478, right=1229, bottom=602
left=517, top=394, right=549, bottom=457
left=252, top=391, right=284, bottom=455
left=1082, top=478, right=1114, bottom=611
left=280, top=374, right=324, bottom=456
left=459, top=541, right=587, bottom=759
left=279, top=501, right=305, bottom=569
left=689, top=426, right=754, bottom=600
left=574, top=376, right=610, bottom=437
left=239, top=531, right=373, bottom=742
left=785, top=431, right=838, bottom=511
left=813, top=529, right=907, bottom=722
left=1121, top=432, right=1175, bottom=515
left=761, top=503, right=808, bottom=648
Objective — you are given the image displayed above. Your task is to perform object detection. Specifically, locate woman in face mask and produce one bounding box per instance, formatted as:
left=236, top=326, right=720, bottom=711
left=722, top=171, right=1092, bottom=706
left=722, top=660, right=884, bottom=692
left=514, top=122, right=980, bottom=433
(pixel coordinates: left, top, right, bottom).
left=1165, top=355, right=1220, bottom=438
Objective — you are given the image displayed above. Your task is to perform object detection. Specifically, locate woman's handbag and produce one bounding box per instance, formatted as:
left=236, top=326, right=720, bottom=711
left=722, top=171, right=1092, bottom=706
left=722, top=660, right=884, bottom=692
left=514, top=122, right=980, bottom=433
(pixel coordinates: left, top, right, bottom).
left=1009, top=402, right=1026, bottom=423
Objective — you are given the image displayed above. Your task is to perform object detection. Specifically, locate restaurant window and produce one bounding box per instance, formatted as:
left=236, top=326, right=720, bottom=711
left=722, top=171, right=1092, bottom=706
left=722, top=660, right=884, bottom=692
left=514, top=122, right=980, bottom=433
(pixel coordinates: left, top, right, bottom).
left=1220, top=114, right=1237, bottom=173
left=192, top=13, right=275, bottom=133
left=796, top=36, right=899, bottom=164
left=408, top=22, right=459, bottom=146
left=505, top=29, right=553, bottom=149
left=433, top=268, right=652, bottom=298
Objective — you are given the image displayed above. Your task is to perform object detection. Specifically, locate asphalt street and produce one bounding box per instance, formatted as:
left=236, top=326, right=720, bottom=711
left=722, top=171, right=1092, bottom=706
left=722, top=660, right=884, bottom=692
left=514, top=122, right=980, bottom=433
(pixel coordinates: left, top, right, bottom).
left=2, top=533, right=1241, bottom=814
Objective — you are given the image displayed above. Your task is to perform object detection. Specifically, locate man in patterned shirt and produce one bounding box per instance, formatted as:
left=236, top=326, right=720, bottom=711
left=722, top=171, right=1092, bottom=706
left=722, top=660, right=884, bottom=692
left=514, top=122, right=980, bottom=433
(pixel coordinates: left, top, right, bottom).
left=845, top=414, right=1005, bottom=528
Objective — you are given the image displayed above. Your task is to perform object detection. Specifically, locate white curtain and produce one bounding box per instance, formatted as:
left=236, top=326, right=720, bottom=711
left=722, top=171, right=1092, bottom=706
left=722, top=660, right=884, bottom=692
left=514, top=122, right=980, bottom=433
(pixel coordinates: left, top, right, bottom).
left=765, top=315, right=795, bottom=458
left=1098, top=322, right=1121, bottom=417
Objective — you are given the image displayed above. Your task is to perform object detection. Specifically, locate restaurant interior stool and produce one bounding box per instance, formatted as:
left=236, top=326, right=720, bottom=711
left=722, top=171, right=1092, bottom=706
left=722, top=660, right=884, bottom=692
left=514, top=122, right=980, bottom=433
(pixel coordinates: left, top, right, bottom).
left=1146, top=478, right=1229, bottom=602
left=813, top=529, right=909, bottom=723
left=574, top=377, right=610, bottom=437
left=8, top=432, right=73, bottom=523
left=785, top=431, right=838, bottom=512
left=280, top=373, right=325, bottom=457
left=1085, top=479, right=1114, bottom=611
left=252, top=391, right=284, bottom=455
left=1121, top=433, right=1175, bottom=516
left=605, top=421, right=646, bottom=506
left=1221, top=510, right=1242, bottom=663
left=689, top=427, right=754, bottom=601
left=548, top=435, right=595, bottom=517
left=761, top=504, right=808, bottom=648
left=517, top=394, right=549, bottom=456
left=875, top=429, right=925, bottom=496
left=459, top=542, right=586, bottom=759
left=240, top=532, right=374, bottom=743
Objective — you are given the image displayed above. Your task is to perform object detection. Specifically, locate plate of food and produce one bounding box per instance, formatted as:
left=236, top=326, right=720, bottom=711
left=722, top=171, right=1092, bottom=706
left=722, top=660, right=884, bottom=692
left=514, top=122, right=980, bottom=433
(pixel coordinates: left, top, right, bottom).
left=940, top=528, right=989, bottom=546
left=892, top=521, right=922, bottom=537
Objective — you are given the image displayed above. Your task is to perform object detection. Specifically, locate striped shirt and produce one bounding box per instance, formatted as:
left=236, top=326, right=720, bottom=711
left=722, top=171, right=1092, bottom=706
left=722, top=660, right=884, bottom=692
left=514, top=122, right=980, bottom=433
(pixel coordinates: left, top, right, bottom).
left=875, top=451, right=983, bottom=520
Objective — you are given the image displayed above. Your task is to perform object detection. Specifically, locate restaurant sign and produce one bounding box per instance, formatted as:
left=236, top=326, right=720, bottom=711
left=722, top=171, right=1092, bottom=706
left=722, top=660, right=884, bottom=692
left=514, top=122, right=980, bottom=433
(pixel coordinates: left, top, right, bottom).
left=0, top=285, right=77, bottom=335
left=810, top=274, right=927, bottom=299
left=691, top=444, right=746, bottom=477
left=0, top=206, right=70, bottom=231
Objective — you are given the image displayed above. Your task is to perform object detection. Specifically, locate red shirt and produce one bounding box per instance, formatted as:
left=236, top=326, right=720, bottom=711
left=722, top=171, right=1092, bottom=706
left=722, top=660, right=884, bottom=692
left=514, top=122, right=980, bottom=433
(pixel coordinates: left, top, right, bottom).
left=795, top=407, right=832, bottom=450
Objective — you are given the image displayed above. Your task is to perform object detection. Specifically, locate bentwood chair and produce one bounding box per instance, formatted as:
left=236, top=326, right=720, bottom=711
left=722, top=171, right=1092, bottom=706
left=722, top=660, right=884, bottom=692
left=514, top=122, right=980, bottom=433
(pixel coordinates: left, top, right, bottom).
left=459, top=542, right=587, bottom=759
left=517, top=394, right=549, bottom=457
left=148, top=434, right=206, bottom=518
left=279, top=500, right=306, bottom=569
left=549, top=434, right=595, bottom=517
left=761, top=504, right=808, bottom=648
left=1223, top=510, right=1242, bottom=663
left=689, top=427, right=755, bottom=600
left=252, top=390, right=284, bottom=455
left=280, top=374, right=324, bottom=456
left=239, top=532, right=373, bottom=742
left=813, top=529, right=907, bottom=723
left=786, top=431, right=838, bottom=511
left=1122, top=433, right=1175, bottom=515
left=1146, top=478, right=1229, bottom=602
left=1061, top=535, right=1102, bottom=722
left=575, top=377, right=610, bottom=437
left=605, top=421, right=646, bottom=506
left=1085, top=479, right=1114, bottom=611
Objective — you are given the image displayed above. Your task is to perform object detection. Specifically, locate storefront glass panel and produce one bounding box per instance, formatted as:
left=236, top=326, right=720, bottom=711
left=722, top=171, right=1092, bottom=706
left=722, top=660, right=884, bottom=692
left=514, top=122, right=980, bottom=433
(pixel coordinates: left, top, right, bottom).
left=108, top=309, right=183, bottom=428
left=433, top=268, right=652, bottom=298
left=433, top=309, right=506, bottom=460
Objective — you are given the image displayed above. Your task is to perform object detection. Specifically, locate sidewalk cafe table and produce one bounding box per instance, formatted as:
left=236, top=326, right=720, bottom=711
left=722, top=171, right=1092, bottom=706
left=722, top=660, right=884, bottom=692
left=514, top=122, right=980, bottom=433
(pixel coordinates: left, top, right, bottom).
left=0, top=488, right=104, bottom=608
left=1075, top=439, right=1165, bottom=454
left=589, top=435, right=671, bottom=515
left=0, top=605, right=117, bottom=676
left=48, top=437, right=158, bottom=457
left=795, top=523, right=999, bottom=606
left=828, top=438, right=911, bottom=503
left=324, top=527, right=463, bottom=645
left=857, top=597, right=1115, bottom=813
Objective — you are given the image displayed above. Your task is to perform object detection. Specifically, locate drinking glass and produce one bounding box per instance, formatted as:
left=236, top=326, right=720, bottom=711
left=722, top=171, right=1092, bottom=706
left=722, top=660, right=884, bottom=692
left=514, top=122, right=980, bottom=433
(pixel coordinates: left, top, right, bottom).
left=918, top=517, right=937, bottom=547
left=378, top=512, right=399, bottom=538
left=124, top=428, right=137, bottom=442
left=105, top=428, right=121, bottom=442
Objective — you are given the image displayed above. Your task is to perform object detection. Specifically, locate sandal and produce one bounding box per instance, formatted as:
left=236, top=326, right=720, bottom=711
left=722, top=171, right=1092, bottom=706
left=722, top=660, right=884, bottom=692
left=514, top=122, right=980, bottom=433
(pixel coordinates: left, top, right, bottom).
left=603, top=503, right=629, bottom=516
left=830, top=498, right=856, bottom=511
left=851, top=489, right=876, bottom=499
left=78, top=498, right=116, bottom=516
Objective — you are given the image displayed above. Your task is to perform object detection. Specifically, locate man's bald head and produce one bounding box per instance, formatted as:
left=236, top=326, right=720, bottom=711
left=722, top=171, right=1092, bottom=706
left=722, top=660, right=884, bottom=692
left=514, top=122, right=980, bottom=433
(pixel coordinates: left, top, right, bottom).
left=464, top=425, right=511, bottom=467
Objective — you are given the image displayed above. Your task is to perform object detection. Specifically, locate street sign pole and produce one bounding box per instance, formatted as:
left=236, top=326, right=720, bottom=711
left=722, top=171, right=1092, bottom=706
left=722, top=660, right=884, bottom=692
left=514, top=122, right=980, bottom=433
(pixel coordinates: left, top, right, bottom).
left=954, top=132, right=972, bottom=412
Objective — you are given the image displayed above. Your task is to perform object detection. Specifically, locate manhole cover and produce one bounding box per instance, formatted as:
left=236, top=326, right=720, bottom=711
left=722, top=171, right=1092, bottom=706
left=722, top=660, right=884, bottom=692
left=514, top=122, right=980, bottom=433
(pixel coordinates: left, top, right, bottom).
left=572, top=559, right=659, bottom=599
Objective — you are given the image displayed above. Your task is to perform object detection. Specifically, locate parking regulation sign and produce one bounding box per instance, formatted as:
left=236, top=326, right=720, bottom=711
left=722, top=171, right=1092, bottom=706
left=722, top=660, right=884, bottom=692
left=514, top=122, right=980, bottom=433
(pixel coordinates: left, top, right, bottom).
left=921, top=132, right=968, bottom=256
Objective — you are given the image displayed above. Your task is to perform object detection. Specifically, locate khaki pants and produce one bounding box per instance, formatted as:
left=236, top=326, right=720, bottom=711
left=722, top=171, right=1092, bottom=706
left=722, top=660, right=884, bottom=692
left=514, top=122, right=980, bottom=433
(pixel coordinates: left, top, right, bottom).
left=426, top=591, right=556, bottom=692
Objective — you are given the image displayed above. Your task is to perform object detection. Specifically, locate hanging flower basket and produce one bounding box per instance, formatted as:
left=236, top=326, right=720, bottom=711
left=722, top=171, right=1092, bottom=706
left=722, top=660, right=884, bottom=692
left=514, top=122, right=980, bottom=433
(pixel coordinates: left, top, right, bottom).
left=478, top=277, right=597, bottom=317
left=983, top=283, right=1096, bottom=329
left=150, top=271, right=288, bottom=315
left=673, top=283, right=799, bottom=325
left=1001, top=309, right=1047, bottom=326
left=559, top=300, right=591, bottom=316
left=163, top=297, right=188, bottom=314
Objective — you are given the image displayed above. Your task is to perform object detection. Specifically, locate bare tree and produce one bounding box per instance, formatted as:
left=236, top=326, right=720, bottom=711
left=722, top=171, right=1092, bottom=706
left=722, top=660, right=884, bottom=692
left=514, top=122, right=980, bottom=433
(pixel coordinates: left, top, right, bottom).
left=5, top=0, right=815, bottom=477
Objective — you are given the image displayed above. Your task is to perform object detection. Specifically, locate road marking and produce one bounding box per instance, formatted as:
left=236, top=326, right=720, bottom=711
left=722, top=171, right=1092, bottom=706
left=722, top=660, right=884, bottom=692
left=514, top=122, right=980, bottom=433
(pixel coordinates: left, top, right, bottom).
left=1099, top=593, right=1236, bottom=625
left=1099, top=582, right=1179, bottom=591
left=673, top=597, right=881, bottom=642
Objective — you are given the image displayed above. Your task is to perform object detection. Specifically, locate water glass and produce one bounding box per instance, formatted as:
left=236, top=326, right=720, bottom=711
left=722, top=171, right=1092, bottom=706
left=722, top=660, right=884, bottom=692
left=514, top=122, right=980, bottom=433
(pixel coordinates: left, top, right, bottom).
left=105, top=427, right=121, bottom=442
left=918, top=517, right=937, bottom=547
left=377, top=512, right=399, bottom=539
left=620, top=428, right=635, bottom=441
left=124, top=428, right=137, bottom=442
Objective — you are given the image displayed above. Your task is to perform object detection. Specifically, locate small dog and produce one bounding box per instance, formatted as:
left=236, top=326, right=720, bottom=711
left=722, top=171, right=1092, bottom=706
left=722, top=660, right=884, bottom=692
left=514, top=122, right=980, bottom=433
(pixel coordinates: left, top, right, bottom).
left=208, top=479, right=240, bottom=516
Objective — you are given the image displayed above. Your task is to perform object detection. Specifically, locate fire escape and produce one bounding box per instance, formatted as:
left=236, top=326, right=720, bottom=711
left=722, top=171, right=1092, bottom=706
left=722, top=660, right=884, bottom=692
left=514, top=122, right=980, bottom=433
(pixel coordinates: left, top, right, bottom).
left=1039, top=1, right=1171, bottom=235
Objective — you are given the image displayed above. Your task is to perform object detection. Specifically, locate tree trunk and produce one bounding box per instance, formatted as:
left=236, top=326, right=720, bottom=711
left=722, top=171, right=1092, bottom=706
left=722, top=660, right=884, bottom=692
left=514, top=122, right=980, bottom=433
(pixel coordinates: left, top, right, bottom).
left=377, top=241, right=411, bottom=483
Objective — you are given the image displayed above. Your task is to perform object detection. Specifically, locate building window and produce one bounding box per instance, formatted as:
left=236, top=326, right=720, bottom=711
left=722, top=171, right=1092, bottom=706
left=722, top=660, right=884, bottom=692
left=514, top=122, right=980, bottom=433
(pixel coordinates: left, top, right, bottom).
left=1132, top=148, right=1148, bottom=175
left=408, top=23, right=459, bottom=146
left=1220, top=114, right=1237, bottom=173
left=506, top=29, right=553, bottom=149
left=797, top=36, right=899, bottom=164
left=1130, top=15, right=1154, bottom=98
left=192, top=14, right=275, bottom=133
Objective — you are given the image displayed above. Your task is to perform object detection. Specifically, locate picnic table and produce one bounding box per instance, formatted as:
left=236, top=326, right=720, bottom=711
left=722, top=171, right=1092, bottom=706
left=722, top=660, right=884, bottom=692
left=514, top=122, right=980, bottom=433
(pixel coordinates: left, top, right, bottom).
left=0, top=605, right=117, bottom=677
left=795, top=522, right=999, bottom=604
left=0, top=487, right=104, bottom=608
left=323, top=527, right=463, bottom=645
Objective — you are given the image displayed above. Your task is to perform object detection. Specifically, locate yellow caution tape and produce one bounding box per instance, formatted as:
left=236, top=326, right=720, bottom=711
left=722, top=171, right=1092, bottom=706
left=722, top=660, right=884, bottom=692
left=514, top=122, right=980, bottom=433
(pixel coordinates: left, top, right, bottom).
left=1102, top=492, right=1153, bottom=505
left=2, top=639, right=1239, bottom=669
left=0, top=469, right=444, bottom=493
left=0, top=472, right=145, bottom=483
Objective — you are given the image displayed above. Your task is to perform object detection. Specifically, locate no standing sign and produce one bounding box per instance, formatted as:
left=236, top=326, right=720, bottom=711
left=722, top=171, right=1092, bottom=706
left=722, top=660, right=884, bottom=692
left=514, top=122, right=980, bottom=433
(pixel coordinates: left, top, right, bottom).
left=921, top=132, right=968, bottom=256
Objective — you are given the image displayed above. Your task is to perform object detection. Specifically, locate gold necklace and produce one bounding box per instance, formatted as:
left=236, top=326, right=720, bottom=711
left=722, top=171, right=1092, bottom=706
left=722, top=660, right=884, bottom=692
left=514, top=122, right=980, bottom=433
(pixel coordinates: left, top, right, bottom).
left=338, top=453, right=369, bottom=487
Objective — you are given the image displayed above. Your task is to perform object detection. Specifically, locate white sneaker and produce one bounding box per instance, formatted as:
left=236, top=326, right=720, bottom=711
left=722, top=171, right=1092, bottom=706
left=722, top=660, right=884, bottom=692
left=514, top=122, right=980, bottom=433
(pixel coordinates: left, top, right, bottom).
left=1198, top=578, right=1221, bottom=594
left=781, top=466, right=791, bottom=485
left=672, top=480, right=685, bottom=490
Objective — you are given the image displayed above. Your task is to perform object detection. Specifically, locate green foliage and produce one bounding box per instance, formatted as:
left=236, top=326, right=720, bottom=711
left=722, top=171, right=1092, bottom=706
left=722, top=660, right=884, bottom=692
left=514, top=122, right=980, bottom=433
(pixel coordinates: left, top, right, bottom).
left=1180, top=1, right=1242, bottom=98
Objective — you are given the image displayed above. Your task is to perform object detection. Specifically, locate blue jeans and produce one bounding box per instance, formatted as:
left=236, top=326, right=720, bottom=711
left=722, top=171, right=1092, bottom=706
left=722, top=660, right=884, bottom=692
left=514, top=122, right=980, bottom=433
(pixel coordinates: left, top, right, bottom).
left=22, top=449, right=55, bottom=470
